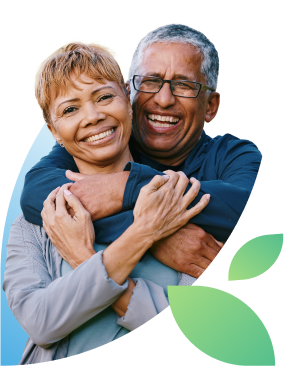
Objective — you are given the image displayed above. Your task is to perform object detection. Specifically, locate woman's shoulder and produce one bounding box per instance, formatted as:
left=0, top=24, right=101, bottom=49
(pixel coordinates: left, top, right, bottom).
left=10, top=214, right=49, bottom=248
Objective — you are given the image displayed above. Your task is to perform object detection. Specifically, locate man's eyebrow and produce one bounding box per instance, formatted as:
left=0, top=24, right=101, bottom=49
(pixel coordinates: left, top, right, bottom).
left=173, top=74, right=194, bottom=81
left=57, top=86, right=115, bottom=108
left=143, top=72, right=162, bottom=78
left=143, top=73, right=194, bottom=81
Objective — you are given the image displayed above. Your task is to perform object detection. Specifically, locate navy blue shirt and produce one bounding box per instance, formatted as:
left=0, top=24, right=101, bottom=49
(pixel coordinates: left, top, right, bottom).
left=20, top=131, right=261, bottom=242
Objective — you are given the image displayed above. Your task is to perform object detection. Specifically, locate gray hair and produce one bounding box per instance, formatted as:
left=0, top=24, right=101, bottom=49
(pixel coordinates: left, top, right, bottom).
left=129, top=24, right=219, bottom=102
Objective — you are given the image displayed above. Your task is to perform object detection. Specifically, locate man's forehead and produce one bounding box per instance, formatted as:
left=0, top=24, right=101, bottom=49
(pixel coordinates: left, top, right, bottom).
left=138, top=42, right=204, bottom=81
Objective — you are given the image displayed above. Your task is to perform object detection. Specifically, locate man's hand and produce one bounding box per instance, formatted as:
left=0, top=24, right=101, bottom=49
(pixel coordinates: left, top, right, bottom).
left=66, top=170, right=129, bottom=221
left=150, top=223, right=223, bottom=278
left=111, top=278, right=136, bottom=317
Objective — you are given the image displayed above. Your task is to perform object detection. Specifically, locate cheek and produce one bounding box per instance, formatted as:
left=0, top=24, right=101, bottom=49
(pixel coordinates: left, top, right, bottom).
left=121, top=115, right=132, bottom=141
left=56, top=122, right=77, bottom=143
left=133, top=94, right=149, bottom=115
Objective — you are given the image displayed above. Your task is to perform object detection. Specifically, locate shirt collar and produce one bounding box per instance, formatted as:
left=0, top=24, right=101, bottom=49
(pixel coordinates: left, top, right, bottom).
left=129, top=130, right=210, bottom=173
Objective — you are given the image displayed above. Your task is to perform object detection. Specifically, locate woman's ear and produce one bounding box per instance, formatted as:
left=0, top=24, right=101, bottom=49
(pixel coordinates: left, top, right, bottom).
left=47, top=124, right=63, bottom=145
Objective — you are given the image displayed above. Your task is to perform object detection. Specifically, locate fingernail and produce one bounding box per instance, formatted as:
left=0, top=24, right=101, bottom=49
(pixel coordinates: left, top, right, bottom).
left=163, top=175, right=170, bottom=181
left=206, top=194, right=210, bottom=200
left=64, top=190, right=72, bottom=195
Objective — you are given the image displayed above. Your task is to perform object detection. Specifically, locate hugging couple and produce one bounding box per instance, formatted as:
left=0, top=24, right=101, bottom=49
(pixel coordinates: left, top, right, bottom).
left=3, top=24, right=261, bottom=363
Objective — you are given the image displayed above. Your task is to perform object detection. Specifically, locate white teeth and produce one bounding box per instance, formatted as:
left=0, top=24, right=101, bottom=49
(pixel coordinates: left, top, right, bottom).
left=84, top=128, right=115, bottom=142
left=147, top=114, right=179, bottom=123
left=148, top=120, right=173, bottom=128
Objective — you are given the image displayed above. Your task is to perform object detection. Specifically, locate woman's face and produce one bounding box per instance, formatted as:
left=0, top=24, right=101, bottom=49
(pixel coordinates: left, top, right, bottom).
left=49, top=74, right=132, bottom=168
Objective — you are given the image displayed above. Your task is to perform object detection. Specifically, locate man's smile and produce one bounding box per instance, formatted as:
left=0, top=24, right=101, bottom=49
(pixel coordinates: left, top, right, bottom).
left=146, top=114, right=180, bottom=130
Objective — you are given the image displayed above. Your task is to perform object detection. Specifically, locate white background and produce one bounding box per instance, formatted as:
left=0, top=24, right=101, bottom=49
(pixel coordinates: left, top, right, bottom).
left=110, top=0, right=270, bottom=154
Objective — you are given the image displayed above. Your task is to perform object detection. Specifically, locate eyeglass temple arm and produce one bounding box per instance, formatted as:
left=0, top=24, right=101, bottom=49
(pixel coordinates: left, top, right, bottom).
left=201, top=85, right=215, bottom=92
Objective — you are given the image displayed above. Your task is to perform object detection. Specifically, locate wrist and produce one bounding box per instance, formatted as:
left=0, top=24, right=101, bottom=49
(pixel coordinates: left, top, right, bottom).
left=91, top=171, right=129, bottom=221
left=69, top=247, right=96, bottom=269
left=102, top=224, right=154, bottom=285
left=128, top=222, right=156, bottom=249
left=111, top=277, right=136, bottom=317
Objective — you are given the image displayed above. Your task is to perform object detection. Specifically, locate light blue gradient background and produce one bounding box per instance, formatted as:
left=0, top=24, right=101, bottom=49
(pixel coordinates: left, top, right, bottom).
left=1, top=126, right=55, bottom=365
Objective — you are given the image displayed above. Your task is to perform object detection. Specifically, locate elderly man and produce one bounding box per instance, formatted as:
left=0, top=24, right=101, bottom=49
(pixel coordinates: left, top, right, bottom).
left=21, top=24, right=261, bottom=283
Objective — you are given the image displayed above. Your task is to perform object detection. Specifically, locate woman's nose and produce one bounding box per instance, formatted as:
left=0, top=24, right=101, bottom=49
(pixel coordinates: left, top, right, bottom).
left=81, top=103, right=106, bottom=127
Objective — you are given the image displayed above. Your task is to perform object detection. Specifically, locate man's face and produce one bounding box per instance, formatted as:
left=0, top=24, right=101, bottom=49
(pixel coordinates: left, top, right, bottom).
left=131, top=43, right=217, bottom=165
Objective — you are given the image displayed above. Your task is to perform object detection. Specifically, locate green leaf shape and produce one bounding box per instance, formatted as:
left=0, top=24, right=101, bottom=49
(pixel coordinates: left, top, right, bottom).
left=229, top=234, right=283, bottom=281
left=169, top=286, right=275, bottom=366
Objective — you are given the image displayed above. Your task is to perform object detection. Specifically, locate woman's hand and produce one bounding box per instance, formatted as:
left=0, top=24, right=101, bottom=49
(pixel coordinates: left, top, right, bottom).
left=133, top=171, right=210, bottom=244
left=102, top=171, right=210, bottom=285
left=41, top=183, right=96, bottom=269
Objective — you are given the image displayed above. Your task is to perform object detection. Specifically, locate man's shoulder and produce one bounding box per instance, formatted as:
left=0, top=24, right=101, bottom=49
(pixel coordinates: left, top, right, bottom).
left=206, top=133, right=261, bottom=157
left=28, top=142, right=77, bottom=173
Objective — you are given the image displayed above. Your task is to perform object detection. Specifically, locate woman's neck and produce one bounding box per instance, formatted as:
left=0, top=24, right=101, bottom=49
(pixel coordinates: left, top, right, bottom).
left=74, top=147, right=133, bottom=175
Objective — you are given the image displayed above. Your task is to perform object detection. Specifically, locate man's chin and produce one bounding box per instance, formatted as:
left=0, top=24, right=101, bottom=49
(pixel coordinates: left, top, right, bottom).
left=138, top=139, right=178, bottom=156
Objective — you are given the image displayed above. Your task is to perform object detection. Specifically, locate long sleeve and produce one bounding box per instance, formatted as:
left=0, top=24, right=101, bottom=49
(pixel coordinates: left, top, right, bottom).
left=117, top=278, right=169, bottom=331
left=20, top=143, right=78, bottom=226
left=123, top=137, right=261, bottom=242
left=3, top=215, right=128, bottom=348
left=20, top=134, right=261, bottom=242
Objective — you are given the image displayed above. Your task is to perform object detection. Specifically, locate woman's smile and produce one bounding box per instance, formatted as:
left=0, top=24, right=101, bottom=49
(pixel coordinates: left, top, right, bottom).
left=81, top=126, right=117, bottom=145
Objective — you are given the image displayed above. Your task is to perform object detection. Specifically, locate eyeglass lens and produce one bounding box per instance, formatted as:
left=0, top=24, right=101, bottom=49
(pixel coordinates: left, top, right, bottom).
left=134, top=76, right=201, bottom=97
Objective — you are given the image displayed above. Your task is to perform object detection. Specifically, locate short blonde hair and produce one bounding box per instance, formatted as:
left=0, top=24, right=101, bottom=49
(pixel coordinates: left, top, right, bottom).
left=35, top=43, right=127, bottom=124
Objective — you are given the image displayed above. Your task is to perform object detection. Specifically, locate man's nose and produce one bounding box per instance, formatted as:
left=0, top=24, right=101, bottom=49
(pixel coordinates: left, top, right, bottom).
left=153, top=82, right=176, bottom=108
left=81, top=103, right=106, bottom=127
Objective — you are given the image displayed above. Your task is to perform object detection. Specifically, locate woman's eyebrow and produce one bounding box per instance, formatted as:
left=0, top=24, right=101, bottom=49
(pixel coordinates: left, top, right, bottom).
left=91, top=86, right=115, bottom=95
left=57, top=86, right=115, bottom=108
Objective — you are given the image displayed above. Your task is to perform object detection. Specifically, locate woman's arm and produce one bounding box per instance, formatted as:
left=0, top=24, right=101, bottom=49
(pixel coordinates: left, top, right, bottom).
left=39, top=173, right=209, bottom=330
left=3, top=216, right=170, bottom=350
left=4, top=173, right=208, bottom=349
left=3, top=216, right=128, bottom=348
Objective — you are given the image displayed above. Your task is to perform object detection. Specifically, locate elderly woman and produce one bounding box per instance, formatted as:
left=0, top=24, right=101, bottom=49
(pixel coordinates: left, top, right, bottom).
left=3, top=43, right=209, bottom=364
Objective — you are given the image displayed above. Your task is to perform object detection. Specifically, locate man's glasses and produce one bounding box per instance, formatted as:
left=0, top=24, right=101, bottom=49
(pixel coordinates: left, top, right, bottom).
left=132, top=75, right=215, bottom=98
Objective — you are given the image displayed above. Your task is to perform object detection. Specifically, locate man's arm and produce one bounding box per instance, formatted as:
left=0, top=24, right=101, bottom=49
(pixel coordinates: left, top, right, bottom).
left=21, top=143, right=77, bottom=225
left=20, top=137, right=261, bottom=276
left=68, top=139, right=261, bottom=244
left=150, top=223, right=223, bottom=277
left=20, top=142, right=130, bottom=225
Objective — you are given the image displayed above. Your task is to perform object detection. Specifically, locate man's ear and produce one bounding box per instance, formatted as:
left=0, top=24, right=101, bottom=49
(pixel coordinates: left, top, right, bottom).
left=125, top=80, right=130, bottom=96
left=205, top=92, right=220, bottom=123
left=47, top=123, right=63, bottom=145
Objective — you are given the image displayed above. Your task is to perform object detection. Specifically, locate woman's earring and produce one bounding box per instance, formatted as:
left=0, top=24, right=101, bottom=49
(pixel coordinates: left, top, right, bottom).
left=55, top=138, right=64, bottom=148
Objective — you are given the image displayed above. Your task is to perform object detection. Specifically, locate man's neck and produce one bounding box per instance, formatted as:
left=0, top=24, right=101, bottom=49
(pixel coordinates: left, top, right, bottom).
left=131, top=135, right=203, bottom=167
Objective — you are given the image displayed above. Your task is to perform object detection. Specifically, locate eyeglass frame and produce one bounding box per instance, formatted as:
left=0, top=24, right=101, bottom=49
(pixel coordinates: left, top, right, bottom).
left=131, top=75, right=215, bottom=98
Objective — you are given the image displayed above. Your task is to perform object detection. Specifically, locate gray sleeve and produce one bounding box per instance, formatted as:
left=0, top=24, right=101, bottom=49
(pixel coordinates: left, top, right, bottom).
left=117, top=278, right=169, bottom=331
left=3, top=216, right=128, bottom=348
left=117, top=272, right=197, bottom=331
left=117, top=272, right=198, bottom=331
left=178, top=273, right=197, bottom=286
